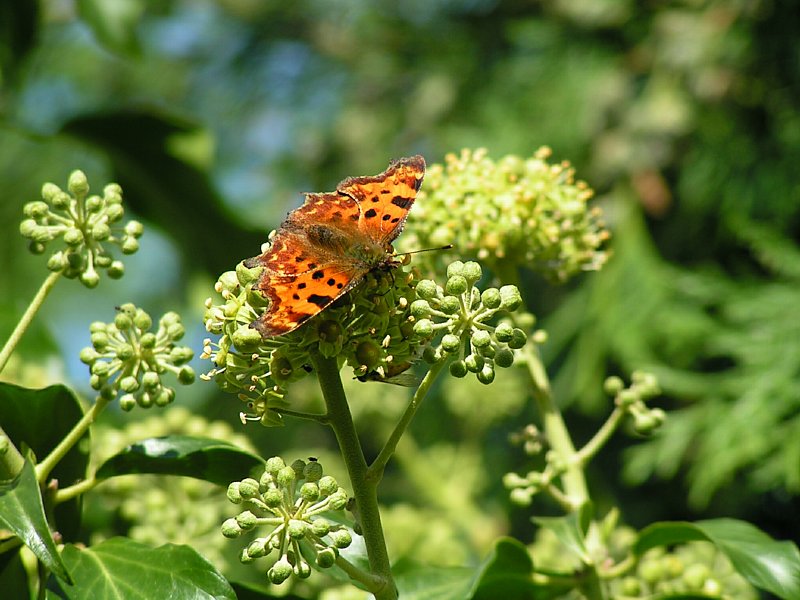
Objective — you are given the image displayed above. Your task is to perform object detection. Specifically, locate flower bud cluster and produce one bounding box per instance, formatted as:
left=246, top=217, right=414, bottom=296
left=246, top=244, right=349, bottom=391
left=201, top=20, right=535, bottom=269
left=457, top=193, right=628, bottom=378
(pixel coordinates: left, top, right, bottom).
left=221, top=457, right=353, bottom=585
left=411, top=261, right=527, bottom=385
left=604, top=371, right=664, bottom=435
left=80, top=304, right=195, bottom=410
left=398, top=148, right=610, bottom=282
left=19, top=170, right=143, bottom=287
left=202, top=258, right=428, bottom=425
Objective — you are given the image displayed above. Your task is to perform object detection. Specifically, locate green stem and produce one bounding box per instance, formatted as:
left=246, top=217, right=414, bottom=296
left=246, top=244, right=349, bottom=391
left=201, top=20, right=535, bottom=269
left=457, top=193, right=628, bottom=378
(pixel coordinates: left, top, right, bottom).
left=0, top=424, right=26, bottom=479
left=368, top=357, right=448, bottom=482
left=271, top=407, right=330, bottom=424
left=576, top=406, right=626, bottom=467
left=522, top=342, right=588, bottom=509
left=311, top=353, right=396, bottom=600
left=36, top=395, right=112, bottom=484
left=54, top=476, right=99, bottom=503
left=0, top=271, right=61, bottom=374
left=334, top=555, right=385, bottom=590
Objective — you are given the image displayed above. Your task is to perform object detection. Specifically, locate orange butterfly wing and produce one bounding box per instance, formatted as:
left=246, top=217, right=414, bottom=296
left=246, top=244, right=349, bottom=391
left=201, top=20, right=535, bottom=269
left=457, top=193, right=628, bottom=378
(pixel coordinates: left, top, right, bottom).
left=247, top=156, right=425, bottom=338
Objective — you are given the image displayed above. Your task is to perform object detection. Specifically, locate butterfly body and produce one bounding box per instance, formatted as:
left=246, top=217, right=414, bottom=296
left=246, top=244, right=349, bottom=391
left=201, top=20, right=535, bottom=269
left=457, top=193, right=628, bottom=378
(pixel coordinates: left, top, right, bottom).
left=247, top=156, right=425, bottom=338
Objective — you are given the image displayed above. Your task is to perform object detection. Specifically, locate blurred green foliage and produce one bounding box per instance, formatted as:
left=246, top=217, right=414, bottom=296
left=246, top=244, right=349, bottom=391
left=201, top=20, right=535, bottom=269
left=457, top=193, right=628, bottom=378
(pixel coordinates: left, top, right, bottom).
left=1, top=0, right=798, bottom=583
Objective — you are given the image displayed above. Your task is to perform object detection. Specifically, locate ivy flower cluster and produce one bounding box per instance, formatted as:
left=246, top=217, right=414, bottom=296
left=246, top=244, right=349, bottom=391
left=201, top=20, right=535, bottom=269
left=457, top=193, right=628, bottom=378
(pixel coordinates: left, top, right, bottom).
left=19, top=170, right=143, bottom=287
left=221, top=457, right=353, bottom=584
left=80, top=304, right=195, bottom=410
left=201, top=259, right=426, bottom=425
left=399, top=148, right=610, bottom=282
left=411, top=261, right=528, bottom=384
left=604, top=371, right=665, bottom=435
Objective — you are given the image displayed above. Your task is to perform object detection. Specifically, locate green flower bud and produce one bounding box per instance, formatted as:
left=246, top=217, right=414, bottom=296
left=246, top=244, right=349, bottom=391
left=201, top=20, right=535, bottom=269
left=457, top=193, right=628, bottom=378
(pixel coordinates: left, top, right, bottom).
left=449, top=360, right=467, bottom=378
left=494, top=322, right=514, bottom=343
left=138, top=333, right=156, bottom=349
left=121, top=237, right=139, bottom=254
left=108, top=261, right=125, bottom=279
left=266, top=457, right=286, bottom=475
left=471, top=329, right=491, bottom=348
left=46, top=253, right=66, bottom=272
left=495, top=347, right=514, bottom=368
left=439, top=295, right=461, bottom=314
left=300, top=482, right=320, bottom=502
left=106, top=203, right=124, bottom=222
left=116, top=343, right=135, bottom=361
left=295, top=559, right=312, bottom=579
left=63, top=228, right=84, bottom=247
left=246, top=539, right=268, bottom=559
left=464, top=353, right=484, bottom=373
left=287, top=519, right=308, bottom=539
left=316, top=547, right=337, bottom=568
left=508, top=328, right=527, bottom=349
left=262, top=488, right=282, bottom=508
left=413, top=318, right=434, bottom=337
left=221, top=518, right=243, bottom=538
left=318, top=476, right=338, bottom=496
left=133, top=311, right=152, bottom=331
left=477, top=364, right=495, bottom=385
left=67, top=170, right=89, bottom=197
left=178, top=366, right=195, bottom=385
left=329, top=529, right=352, bottom=548
left=119, top=394, right=137, bottom=411
left=441, top=333, right=461, bottom=353
left=312, top=519, right=331, bottom=537
left=142, top=371, right=160, bottom=389
left=91, top=223, right=110, bottom=240
left=119, top=376, right=139, bottom=393
left=227, top=482, right=242, bottom=504
left=115, top=312, right=133, bottom=331
left=328, top=491, right=348, bottom=510
left=410, top=299, right=431, bottom=318
left=51, top=191, right=70, bottom=210
left=79, top=347, right=99, bottom=364
left=445, top=275, right=468, bottom=296
left=268, top=556, right=293, bottom=584
left=80, top=270, right=100, bottom=288
left=481, top=287, right=501, bottom=309
left=462, top=261, right=482, bottom=283
left=24, top=201, right=50, bottom=218
left=41, top=182, right=61, bottom=202
left=604, top=376, right=624, bottom=396
left=355, top=340, right=382, bottom=369
left=85, top=195, right=103, bottom=213
left=291, top=459, right=306, bottom=478
left=415, top=279, right=439, bottom=300
left=277, top=466, right=296, bottom=487
left=236, top=511, right=257, bottom=530
left=125, top=220, right=143, bottom=238
left=238, top=478, right=260, bottom=499
left=446, top=261, right=465, bottom=279
left=154, top=388, right=174, bottom=406
left=499, top=285, right=523, bottom=311
left=303, top=460, right=323, bottom=482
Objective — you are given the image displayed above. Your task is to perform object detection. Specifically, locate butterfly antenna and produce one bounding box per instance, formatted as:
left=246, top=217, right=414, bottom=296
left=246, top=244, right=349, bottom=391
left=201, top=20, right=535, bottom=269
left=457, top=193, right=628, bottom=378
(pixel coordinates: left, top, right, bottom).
left=395, top=244, right=454, bottom=258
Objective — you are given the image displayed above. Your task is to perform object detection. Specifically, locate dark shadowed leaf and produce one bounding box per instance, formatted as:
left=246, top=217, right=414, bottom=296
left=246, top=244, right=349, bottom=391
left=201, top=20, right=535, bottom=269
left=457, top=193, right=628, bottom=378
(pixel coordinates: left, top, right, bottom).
left=95, top=435, right=265, bottom=486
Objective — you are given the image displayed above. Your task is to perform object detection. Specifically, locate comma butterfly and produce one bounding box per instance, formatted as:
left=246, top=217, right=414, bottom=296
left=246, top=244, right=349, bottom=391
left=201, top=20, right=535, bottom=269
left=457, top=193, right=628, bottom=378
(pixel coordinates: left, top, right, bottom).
left=246, top=156, right=426, bottom=338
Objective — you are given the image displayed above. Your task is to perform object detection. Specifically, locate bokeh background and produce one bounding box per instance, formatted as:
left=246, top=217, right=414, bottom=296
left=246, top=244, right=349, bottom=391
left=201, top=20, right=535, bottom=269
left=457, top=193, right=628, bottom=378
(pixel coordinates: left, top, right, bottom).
left=1, top=0, right=799, bottom=594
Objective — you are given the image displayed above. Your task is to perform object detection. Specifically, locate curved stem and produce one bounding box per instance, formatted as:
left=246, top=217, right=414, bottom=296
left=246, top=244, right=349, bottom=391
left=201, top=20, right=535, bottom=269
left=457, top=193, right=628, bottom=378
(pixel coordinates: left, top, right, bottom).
left=310, top=352, right=396, bottom=600
left=54, top=476, right=99, bottom=503
left=271, top=406, right=330, bottom=424
left=36, top=395, right=112, bottom=484
left=576, top=406, right=626, bottom=467
left=334, top=555, right=386, bottom=590
left=0, top=271, right=62, bottom=374
left=368, top=357, right=448, bottom=483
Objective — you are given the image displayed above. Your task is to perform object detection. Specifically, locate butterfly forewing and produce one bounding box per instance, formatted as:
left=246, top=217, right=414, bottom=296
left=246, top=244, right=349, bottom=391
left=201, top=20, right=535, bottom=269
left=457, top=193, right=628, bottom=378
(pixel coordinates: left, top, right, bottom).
left=248, top=156, right=426, bottom=338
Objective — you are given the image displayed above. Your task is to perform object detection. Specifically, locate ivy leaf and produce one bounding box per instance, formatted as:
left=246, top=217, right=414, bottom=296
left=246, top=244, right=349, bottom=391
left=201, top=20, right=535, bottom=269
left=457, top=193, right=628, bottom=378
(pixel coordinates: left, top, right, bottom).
left=469, top=537, right=549, bottom=599
left=533, top=512, right=592, bottom=564
left=53, top=538, right=235, bottom=599
left=0, top=459, right=71, bottom=583
left=636, top=519, right=800, bottom=599
left=95, top=435, right=265, bottom=487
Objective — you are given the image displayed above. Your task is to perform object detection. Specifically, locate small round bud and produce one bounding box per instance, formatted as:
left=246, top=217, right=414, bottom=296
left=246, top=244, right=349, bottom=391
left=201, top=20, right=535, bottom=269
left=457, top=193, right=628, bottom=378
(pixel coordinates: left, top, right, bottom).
left=114, top=312, right=133, bottom=331
left=268, top=557, right=293, bottom=584
left=124, top=220, right=143, bottom=237
left=277, top=466, right=296, bottom=487
left=121, top=237, right=139, bottom=254
left=494, top=323, right=514, bottom=343
left=266, top=457, right=286, bottom=475
left=508, top=328, right=527, bottom=349
left=449, top=360, right=467, bottom=378
left=439, top=295, right=461, bottom=314
left=316, top=547, right=337, bottom=568
left=80, top=270, right=100, bottom=288
left=494, top=347, right=514, bottom=368
left=178, top=366, right=196, bottom=385
left=604, top=376, right=624, bottom=396
left=133, top=311, right=152, bottom=331
left=41, top=183, right=61, bottom=202
left=239, top=478, right=260, bottom=499
left=91, top=223, right=110, bottom=240
left=142, top=371, right=160, bottom=389
left=67, top=170, right=89, bottom=197
left=46, top=253, right=66, bottom=271
left=119, top=394, right=137, bottom=411
left=329, top=529, right=352, bottom=548
left=328, top=491, right=348, bottom=510
left=413, top=319, right=434, bottom=338
left=262, top=488, right=282, bottom=508
left=85, top=195, right=103, bottom=213
left=464, top=354, right=484, bottom=373
left=462, top=261, right=482, bottom=283
left=318, top=476, right=338, bottom=496
left=311, top=519, right=331, bottom=537
left=477, top=364, right=495, bottom=384
left=303, top=460, right=323, bottom=482
left=79, top=347, right=99, bottom=364
left=106, top=203, right=124, bottom=222
left=291, top=459, right=306, bottom=478
left=355, top=341, right=382, bottom=369
left=236, top=511, right=257, bottom=530
left=471, top=329, right=491, bottom=348
left=441, top=333, right=461, bottom=353
left=410, top=299, right=431, bottom=318
left=445, top=275, right=468, bottom=296
left=221, top=518, right=242, bottom=538
left=108, top=261, right=125, bottom=279
left=226, top=482, right=242, bottom=504
left=287, top=519, right=308, bottom=539
left=415, top=279, right=439, bottom=300
left=120, top=376, right=139, bottom=393
left=481, top=288, right=501, bottom=309
left=446, top=261, right=465, bottom=279
left=499, top=285, right=523, bottom=311
left=63, top=228, right=84, bottom=247
left=246, top=539, right=268, bottom=559
left=294, top=560, right=312, bottom=579
left=300, top=482, right=320, bottom=502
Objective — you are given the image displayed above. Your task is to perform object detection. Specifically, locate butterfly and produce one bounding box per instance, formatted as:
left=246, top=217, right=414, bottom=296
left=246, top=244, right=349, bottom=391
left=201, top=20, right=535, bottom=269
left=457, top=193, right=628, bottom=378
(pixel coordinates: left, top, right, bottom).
left=246, top=155, right=426, bottom=338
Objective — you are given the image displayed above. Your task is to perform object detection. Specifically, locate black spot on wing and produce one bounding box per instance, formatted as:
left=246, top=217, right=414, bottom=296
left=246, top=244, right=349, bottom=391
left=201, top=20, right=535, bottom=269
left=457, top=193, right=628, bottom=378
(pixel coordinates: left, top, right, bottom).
left=391, top=196, right=413, bottom=209
left=298, top=282, right=307, bottom=289
left=312, top=270, right=325, bottom=280
left=364, top=208, right=377, bottom=219
left=308, top=294, right=334, bottom=308
left=326, top=278, right=337, bottom=286
left=382, top=214, right=391, bottom=221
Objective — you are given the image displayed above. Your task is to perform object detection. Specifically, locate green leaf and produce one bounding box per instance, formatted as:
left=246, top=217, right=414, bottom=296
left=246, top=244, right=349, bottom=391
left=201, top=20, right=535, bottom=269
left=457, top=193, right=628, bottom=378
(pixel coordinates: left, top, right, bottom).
left=469, top=537, right=546, bottom=599
left=54, top=537, right=235, bottom=599
left=533, top=512, right=591, bottom=564
left=95, top=435, right=265, bottom=487
left=394, top=564, right=475, bottom=600
left=0, top=383, right=89, bottom=540
left=0, top=459, right=71, bottom=583
left=77, top=0, right=144, bottom=56
left=636, top=519, right=800, bottom=599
